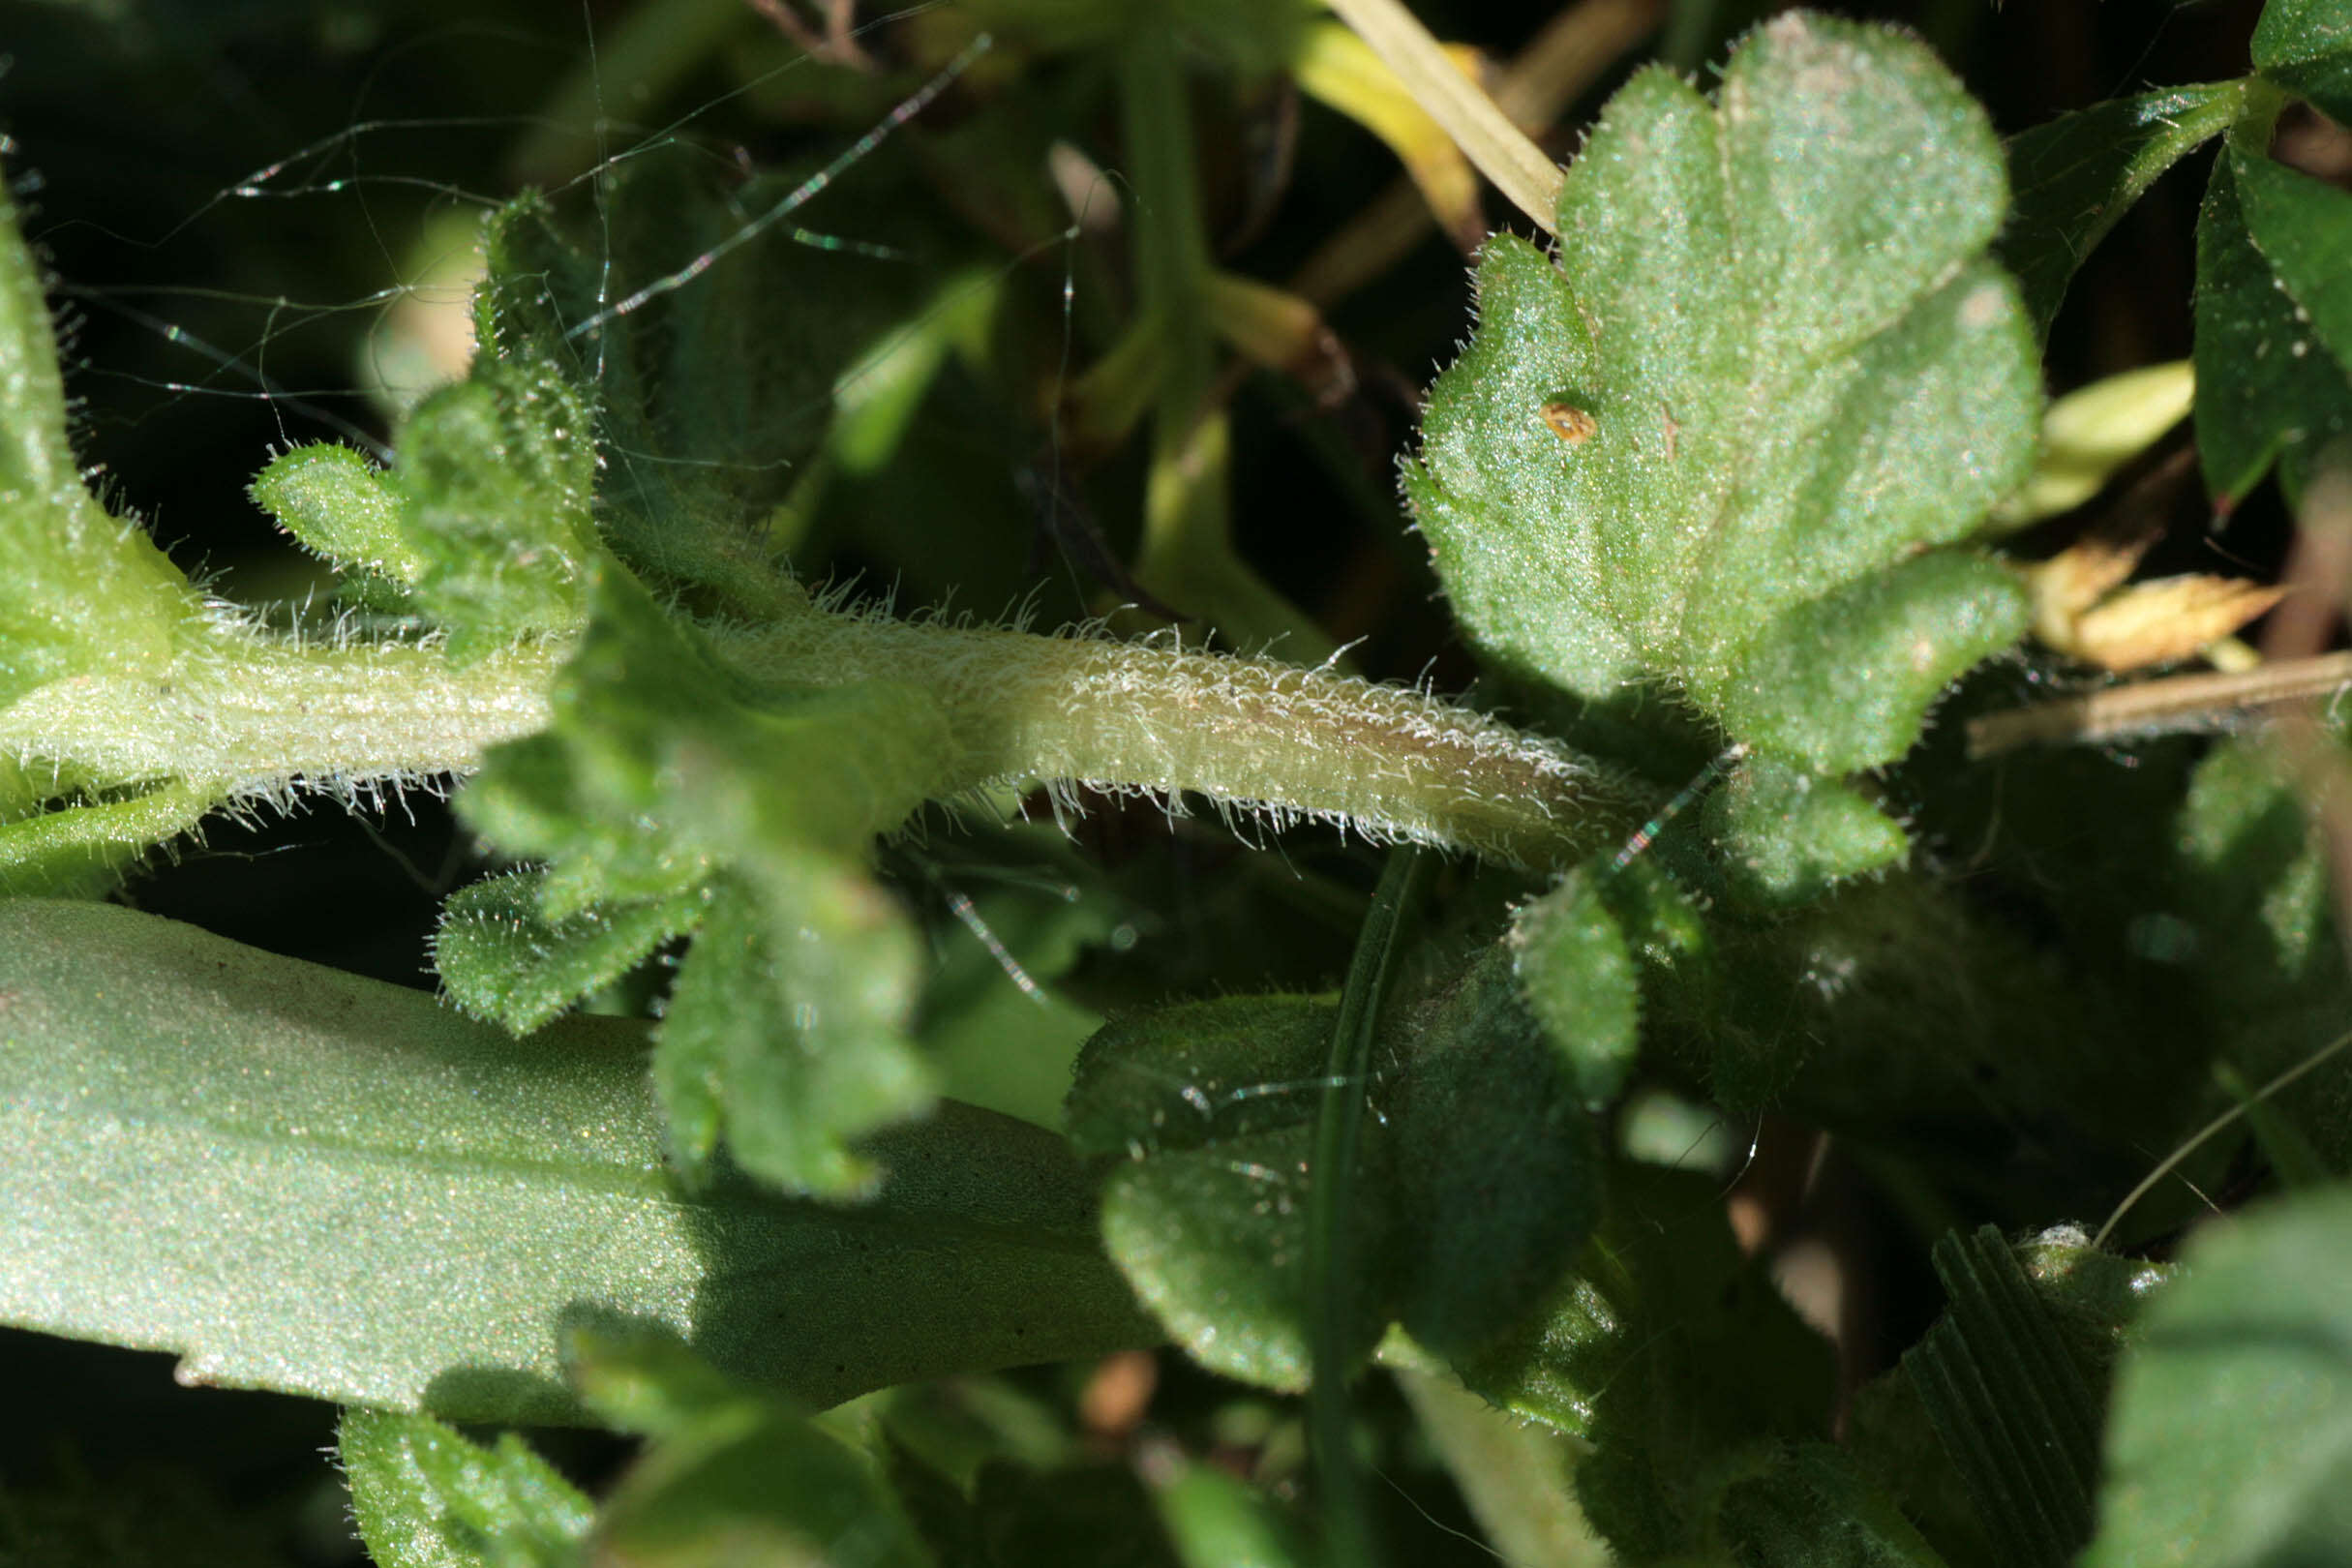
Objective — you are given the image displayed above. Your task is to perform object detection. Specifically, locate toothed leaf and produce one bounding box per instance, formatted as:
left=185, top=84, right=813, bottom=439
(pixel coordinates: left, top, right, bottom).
left=436, top=867, right=707, bottom=1034
left=1407, top=15, right=2035, bottom=794
left=455, top=569, right=955, bottom=1194
left=341, top=1410, right=592, bottom=1568
left=1510, top=869, right=1641, bottom=1106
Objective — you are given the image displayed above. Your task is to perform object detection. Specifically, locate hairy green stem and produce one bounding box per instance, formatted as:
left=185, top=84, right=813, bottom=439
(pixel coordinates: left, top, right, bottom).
left=0, top=601, right=1648, bottom=871
left=724, top=602, right=1651, bottom=869
left=0, top=632, right=562, bottom=794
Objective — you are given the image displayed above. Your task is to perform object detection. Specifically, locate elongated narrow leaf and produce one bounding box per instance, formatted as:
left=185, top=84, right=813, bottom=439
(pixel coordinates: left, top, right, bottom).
left=2084, top=1185, right=2352, bottom=1568
left=1406, top=15, right=2036, bottom=804
left=0, top=899, right=1153, bottom=1422
left=1999, top=83, right=2246, bottom=337
left=341, top=1410, right=592, bottom=1568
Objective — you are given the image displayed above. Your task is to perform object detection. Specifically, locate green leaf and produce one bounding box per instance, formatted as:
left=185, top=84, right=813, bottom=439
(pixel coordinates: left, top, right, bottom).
left=1152, top=1459, right=1312, bottom=1568
left=1451, top=1162, right=1833, bottom=1558
left=1999, top=83, right=2246, bottom=338
left=1510, top=868, right=1641, bottom=1106
left=1902, top=1227, right=2101, bottom=1568
left=455, top=567, right=956, bottom=1194
left=1704, top=758, right=1910, bottom=906
left=0, top=159, right=196, bottom=712
left=0, top=777, right=212, bottom=898
left=0, top=898, right=1153, bottom=1421
left=1069, top=949, right=1605, bottom=1391
left=2254, top=0, right=2352, bottom=125
left=1717, top=1445, right=1951, bottom=1568
left=2083, top=1184, right=2352, bottom=1568
left=2164, top=730, right=2352, bottom=1173
left=565, top=1323, right=934, bottom=1568
left=434, top=868, right=707, bottom=1033
left=477, top=149, right=960, bottom=618
left=249, top=441, right=427, bottom=588
left=2194, top=149, right=2352, bottom=505
left=654, top=874, right=930, bottom=1194
left=1849, top=1228, right=2171, bottom=1568
left=340, top=1409, right=592, bottom=1568
left=2235, top=150, right=2352, bottom=398
left=1406, top=15, right=2035, bottom=784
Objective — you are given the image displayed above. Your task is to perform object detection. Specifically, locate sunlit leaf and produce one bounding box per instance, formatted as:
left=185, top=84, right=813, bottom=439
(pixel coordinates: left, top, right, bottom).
left=0, top=162, right=196, bottom=712
left=1405, top=14, right=2036, bottom=878
left=0, top=898, right=1152, bottom=1421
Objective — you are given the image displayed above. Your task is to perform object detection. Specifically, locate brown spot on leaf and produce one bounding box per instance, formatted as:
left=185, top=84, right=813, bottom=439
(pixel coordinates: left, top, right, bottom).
left=1540, top=401, right=1597, bottom=444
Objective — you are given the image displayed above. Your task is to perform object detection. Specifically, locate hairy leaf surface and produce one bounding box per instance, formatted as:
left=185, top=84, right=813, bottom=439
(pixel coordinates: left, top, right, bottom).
left=452, top=568, right=952, bottom=1194
left=1406, top=15, right=2036, bottom=818
left=0, top=899, right=1152, bottom=1421
left=341, top=1410, right=592, bottom=1568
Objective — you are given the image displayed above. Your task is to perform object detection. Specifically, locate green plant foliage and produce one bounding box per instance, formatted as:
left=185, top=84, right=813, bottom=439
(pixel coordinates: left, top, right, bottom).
left=1849, top=1227, right=2172, bottom=1567
left=2196, top=144, right=2352, bottom=505
left=0, top=898, right=1152, bottom=1421
left=341, top=1410, right=592, bottom=1568
left=563, top=1323, right=935, bottom=1568
left=2083, top=1184, right=2352, bottom=1568
left=2254, top=0, right=2352, bottom=124
left=1715, top=1445, right=1948, bottom=1568
left=1902, top=1228, right=2100, bottom=1568
left=1068, top=949, right=1601, bottom=1390
left=2165, top=731, right=2352, bottom=1169
left=248, top=442, right=427, bottom=597
left=454, top=567, right=953, bottom=1193
left=1451, top=1162, right=1834, bottom=1558
left=0, top=168, right=196, bottom=713
left=1406, top=15, right=2037, bottom=863
left=20, top=4, right=2352, bottom=1562
left=1704, top=758, right=1910, bottom=906
left=1998, top=84, right=2246, bottom=337
left=476, top=153, right=952, bottom=618
left=434, top=867, right=706, bottom=1034
left=1510, top=869, right=1642, bottom=1105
